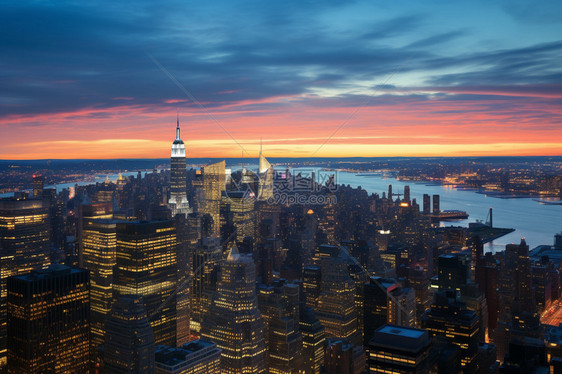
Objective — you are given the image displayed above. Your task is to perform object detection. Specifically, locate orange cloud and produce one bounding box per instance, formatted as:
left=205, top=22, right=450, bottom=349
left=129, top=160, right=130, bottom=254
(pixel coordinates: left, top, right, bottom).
left=0, top=94, right=560, bottom=159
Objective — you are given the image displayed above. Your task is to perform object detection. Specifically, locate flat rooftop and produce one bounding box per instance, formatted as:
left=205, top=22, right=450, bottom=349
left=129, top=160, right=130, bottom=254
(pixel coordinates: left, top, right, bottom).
left=370, top=324, right=429, bottom=353
left=378, top=325, right=425, bottom=339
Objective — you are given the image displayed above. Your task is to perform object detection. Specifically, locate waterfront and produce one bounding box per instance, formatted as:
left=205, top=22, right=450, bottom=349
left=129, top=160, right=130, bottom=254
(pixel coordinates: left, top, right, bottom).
left=336, top=171, right=562, bottom=253
left=1, top=165, right=560, bottom=253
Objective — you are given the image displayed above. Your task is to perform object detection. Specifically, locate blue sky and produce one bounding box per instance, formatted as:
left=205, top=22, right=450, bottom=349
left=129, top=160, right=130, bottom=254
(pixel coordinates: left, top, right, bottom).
left=1, top=0, right=561, bottom=158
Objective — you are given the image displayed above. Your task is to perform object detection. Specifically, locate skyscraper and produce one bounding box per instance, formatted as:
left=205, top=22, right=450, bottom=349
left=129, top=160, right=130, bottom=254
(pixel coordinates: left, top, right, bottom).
left=191, top=236, right=222, bottom=335
left=0, top=197, right=51, bottom=367
left=257, top=281, right=304, bottom=374
left=221, top=190, right=256, bottom=243
left=201, top=246, right=267, bottom=373
left=432, top=194, right=440, bottom=213
left=7, top=265, right=90, bottom=373
left=423, top=194, right=431, bottom=214
left=363, top=277, right=396, bottom=346
left=113, top=220, right=179, bottom=346
left=32, top=175, right=44, bottom=198
left=421, top=289, right=479, bottom=372
left=300, top=307, right=325, bottom=374
left=257, top=148, right=273, bottom=201
left=201, top=161, right=226, bottom=237
left=104, top=295, right=155, bottom=374
left=82, top=218, right=118, bottom=354
left=315, top=252, right=361, bottom=346
left=368, top=324, right=436, bottom=374
left=437, top=254, right=469, bottom=290
left=169, top=115, right=192, bottom=217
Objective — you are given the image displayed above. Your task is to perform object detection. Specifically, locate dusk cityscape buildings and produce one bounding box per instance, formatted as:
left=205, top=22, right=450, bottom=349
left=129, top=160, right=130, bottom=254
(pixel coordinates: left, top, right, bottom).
left=1, top=1, right=562, bottom=372
left=0, top=115, right=559, bottom=374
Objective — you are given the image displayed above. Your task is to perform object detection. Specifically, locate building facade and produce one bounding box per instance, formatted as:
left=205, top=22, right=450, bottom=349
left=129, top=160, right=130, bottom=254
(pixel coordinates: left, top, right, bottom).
left=201, top=246, right=267, bottom=373
left=7, top=265, right=90, bottom=373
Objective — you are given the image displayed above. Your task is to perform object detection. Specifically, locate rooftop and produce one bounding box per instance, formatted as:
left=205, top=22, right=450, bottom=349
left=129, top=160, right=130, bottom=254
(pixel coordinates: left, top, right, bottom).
left=370, top=324, right=430, bottom=353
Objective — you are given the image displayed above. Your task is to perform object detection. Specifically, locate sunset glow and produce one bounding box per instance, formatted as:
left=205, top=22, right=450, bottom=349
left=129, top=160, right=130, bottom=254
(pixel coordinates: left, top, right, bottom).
left=1, top=0, right=561, bottom=159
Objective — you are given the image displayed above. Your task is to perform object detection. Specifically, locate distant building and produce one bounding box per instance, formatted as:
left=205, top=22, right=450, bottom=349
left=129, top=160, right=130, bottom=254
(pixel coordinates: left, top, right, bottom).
left=32, top=175, right=44, bottom=198
left=432, top=194, right=440, bottom=213
left=7, top=265, right=90, bottom=373
left=423, top=194, right=431, bottom=214
left=104, top=295, right=155, bottom=374
left=368, top=324, right=436, bottom=373
left=154, top=340, right=221, bottom=374
left=404, top=185, right=410, bottom=202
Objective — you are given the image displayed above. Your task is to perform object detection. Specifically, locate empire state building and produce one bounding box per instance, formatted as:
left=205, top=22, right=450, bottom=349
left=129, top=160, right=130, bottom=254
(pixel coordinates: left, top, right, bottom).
left=169, top=115, right=191, bottom=216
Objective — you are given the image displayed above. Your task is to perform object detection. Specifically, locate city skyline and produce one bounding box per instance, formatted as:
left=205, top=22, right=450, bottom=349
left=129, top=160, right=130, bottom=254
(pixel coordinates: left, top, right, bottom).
left=1, top=0, right=562, bottom=159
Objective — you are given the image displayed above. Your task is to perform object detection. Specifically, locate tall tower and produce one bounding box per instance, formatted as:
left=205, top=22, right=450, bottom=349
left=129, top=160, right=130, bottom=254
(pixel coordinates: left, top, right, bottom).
left=201, top=246, right=267, bottom=373
left=169, top=115, right=191, bottom=217
left=104, top=296, right=155, bottom=374
left=82, top=218, right=118, bottom=355
left=113, top=220, right=178, bottom=346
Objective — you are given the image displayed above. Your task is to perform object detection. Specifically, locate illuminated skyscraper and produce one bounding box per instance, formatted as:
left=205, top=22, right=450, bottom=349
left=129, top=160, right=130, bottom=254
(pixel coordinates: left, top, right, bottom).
left=191, top=236, right=222, bottom=335
left=201, top=246, right=267, bottom=373
left=421, top=289, right=479, bottom=372
left=221, top=190, right=256, bottom=243
left=201, top=161, right=226, bottom=237
left=0, top=197, right=51, bottom=367
left=32, top=175, right=44, bottom=198
left=7, top=265, right=90, bottom=374
left=315, top=253, right=361, bottom=346
left=113, top=220, right=179, bottom=346
left=300, top=307, right=325, bottom=374
left=169, top=115, right=192, bottom=217
left=82, top=218, right=118, bottom=354
left=257, top=281, right=303, bottom=374
left=257, top=147, right=273, bottom=201
left=104, top=295, right=155, bottom=374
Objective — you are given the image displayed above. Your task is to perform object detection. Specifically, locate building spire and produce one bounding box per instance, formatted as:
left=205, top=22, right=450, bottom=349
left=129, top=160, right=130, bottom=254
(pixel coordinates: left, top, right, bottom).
left=176, top=112, right=181, bottom=140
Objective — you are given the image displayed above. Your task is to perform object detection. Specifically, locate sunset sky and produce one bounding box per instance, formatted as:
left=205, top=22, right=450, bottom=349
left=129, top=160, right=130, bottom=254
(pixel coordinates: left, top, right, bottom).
left=1, top=0, right=561, bottom=159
